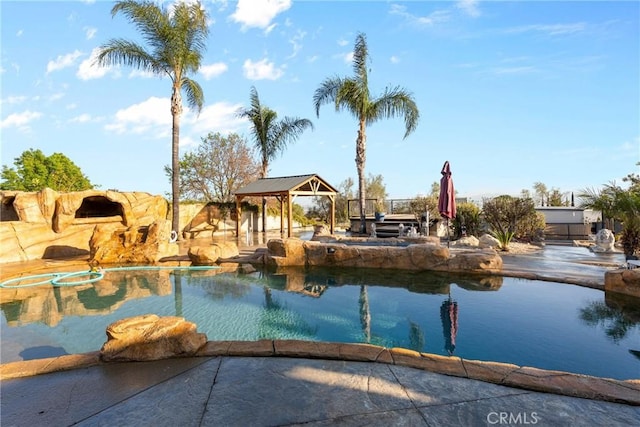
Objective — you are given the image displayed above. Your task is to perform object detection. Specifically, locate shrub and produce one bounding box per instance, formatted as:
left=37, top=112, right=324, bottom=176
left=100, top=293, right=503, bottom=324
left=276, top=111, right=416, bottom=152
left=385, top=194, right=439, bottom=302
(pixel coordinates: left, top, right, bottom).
left=482, top=195, right=538, bottom=251
left=453, top=202, right=481, bottom=238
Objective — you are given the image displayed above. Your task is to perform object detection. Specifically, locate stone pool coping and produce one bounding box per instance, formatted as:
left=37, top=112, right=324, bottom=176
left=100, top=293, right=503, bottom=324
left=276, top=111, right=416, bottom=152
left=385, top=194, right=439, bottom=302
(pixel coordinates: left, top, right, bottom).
left=1, top=340, right=638, bottom=406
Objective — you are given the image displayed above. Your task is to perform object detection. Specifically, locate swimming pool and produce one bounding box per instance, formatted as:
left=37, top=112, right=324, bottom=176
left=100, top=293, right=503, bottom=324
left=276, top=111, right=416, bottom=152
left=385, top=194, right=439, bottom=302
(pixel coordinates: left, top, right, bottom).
left=1, top=266, right=638, bottom=380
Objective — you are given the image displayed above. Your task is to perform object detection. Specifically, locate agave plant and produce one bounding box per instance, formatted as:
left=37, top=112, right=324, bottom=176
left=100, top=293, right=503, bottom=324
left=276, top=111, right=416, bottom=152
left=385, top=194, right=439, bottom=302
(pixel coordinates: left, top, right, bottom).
left=490, top=229, right=515, bottom=251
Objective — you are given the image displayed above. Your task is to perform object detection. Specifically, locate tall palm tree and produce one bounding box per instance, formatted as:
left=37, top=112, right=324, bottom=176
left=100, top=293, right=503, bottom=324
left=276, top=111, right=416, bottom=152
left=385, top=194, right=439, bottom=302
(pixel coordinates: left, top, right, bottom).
left=237, top=86, right=314, bottom=232
left=313, top=32, right=420, bottom=234
left=96, top=0, right=209, bottom=239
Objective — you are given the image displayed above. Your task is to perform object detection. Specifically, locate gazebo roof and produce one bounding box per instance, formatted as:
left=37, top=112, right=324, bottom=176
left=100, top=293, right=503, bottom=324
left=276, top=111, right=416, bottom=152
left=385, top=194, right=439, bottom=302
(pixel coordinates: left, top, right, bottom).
left=234, top=174, right=338, bottom=197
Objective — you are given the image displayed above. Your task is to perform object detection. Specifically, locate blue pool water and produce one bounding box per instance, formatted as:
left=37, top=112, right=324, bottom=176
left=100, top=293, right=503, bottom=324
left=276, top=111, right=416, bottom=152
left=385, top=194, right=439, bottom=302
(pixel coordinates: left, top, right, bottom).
left=1, top=266, right=638, bottom=380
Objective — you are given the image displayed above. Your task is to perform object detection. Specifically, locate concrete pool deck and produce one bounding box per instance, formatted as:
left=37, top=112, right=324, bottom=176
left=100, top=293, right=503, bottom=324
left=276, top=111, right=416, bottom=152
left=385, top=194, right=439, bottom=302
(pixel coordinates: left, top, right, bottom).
left=1, top=239, right=638, bottom=425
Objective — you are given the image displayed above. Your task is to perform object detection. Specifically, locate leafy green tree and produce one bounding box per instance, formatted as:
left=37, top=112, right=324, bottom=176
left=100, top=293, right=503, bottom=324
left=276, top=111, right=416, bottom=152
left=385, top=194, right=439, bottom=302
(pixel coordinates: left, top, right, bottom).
left=533, top=182, right=548, bottom=206
left=310, top=177, right=354, bottom=225
left=237, top=86, right=314, bottom=231
left=165, top=132, right=260, bottom=202
left=313, top=32, right=420, bottom=234
left=1, top=149, right=93, bottom=191
left=97, top=0, right=209, bottom=238
left=408, top=195, right=439, bottom=233
left=547, top=188, right=569, bottom=206
left=365, top=173, right=388, bottom=210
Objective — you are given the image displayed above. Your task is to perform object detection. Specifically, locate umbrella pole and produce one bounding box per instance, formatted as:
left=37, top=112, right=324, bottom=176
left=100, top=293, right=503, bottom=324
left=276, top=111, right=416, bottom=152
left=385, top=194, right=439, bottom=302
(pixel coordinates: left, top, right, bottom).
left=447, top=218, right=450, bottom=247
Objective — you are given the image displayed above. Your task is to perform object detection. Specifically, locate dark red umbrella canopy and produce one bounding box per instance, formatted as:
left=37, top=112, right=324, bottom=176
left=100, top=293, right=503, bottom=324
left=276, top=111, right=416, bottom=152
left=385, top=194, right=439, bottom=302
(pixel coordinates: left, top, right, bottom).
left=438, top=161, right=456, bottom=219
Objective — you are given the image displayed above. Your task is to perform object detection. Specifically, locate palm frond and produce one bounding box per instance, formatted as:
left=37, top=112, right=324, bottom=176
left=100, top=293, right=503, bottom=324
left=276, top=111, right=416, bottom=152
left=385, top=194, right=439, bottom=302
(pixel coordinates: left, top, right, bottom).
left=313, top=76, right=344, bottom=117
left=181, top=78, right=204, bottom=114
left=95, top=39, right=155, bottom=71
left=370, top=86, right=420, bottom=138
left=352, top=32, right=369, bottom=87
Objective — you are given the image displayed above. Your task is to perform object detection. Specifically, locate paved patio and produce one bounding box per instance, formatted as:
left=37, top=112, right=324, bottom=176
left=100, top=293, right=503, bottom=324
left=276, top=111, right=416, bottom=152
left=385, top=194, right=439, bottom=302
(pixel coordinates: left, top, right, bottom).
left=2, top=355, right=639, bottom=426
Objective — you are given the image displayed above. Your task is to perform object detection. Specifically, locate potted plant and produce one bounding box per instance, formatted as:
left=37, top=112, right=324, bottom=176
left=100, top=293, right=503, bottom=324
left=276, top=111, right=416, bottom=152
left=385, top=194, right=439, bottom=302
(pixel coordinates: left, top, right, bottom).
left=374, top=201, right=386, bottom=222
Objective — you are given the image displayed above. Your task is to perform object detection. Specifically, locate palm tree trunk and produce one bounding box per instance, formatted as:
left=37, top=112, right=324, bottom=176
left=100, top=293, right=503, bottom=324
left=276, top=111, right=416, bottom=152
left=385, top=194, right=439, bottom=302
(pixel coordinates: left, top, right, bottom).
left=356, top=122, right=367, bottom=234
left=261, top=162, right=268, bottom=233
left=171, top=87, right=182, bottom=240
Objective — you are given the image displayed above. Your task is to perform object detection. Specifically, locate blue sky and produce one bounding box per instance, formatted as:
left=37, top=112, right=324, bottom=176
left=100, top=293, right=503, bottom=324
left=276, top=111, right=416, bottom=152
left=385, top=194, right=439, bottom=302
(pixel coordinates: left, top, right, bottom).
left=1, top=0, right=639, bottom=204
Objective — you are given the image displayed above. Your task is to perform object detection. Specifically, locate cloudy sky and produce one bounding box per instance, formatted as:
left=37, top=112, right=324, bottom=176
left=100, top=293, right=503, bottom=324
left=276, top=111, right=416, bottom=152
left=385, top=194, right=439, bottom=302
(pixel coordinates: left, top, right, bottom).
left=1, top=0, right=638, bottom=203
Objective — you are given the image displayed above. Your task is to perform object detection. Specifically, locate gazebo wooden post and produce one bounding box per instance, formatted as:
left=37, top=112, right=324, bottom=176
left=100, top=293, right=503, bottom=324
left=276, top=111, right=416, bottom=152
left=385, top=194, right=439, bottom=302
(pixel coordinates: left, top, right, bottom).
left=235, top=196, right=243, bottom=238
left=287, top=191, right=293, bottom=237
left=329, top=195, right=335, bottom=234
left=278, top=195, right=285, bottom=235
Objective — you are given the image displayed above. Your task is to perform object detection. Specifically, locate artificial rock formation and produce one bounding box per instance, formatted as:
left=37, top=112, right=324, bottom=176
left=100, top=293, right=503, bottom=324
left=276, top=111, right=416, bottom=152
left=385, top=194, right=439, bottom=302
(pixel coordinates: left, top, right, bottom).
left=89, top=219, right=179, bottom=264
left=605, top=268, right=640, bottom=298
left=188, top=242, right=240, bottom=265
left=0, top=188, right=169, bottom=263
left=264, top=238, right=503, bottom=274
left=101, top=314, right=207, bottom=362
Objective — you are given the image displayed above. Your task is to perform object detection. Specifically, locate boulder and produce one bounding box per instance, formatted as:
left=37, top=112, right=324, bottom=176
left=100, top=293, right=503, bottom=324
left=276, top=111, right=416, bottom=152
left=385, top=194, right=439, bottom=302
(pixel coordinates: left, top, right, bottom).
left=188, top=242, right=240, bottom=265
left=312, top=224, right=331, bottom=237
left=89, top=219, right=179, bottom=264
left=479, top=234, right=501, bottom=249
left=265, top=238, right=306, bottom=267
left=593, top=229, right=615, bottom=252
left=454, top=235, right=480, bottom=247
left=101, top=314, right=207, bottom=361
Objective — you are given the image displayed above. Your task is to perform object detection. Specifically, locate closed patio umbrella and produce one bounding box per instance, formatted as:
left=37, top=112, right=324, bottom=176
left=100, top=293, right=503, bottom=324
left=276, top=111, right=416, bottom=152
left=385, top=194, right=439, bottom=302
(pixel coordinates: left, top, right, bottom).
left=438, top=160, right=456, bottom=247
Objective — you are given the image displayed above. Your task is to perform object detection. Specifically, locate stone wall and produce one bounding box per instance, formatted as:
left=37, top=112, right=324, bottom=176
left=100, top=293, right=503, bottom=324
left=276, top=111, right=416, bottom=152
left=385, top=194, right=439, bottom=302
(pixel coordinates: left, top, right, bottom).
left=264, top=238, right=503, bottom=274
left=0, top=189, right=168, bottom=263
left=604, top=268, right=640, bottom=298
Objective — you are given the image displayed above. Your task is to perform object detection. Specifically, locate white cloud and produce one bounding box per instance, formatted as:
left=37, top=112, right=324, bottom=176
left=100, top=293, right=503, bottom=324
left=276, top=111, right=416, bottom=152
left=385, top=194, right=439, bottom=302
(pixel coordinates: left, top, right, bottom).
left=103, top=97, right=246, bottom=147
left=188, top=101, right=246, bottom=135
left=307, top=55, right=319, bottom=63
left=128, top=69, right=155, bottom=79
left=491, top=66, right=537, bottom=75
left=343, top=52, right=354, bottom=64
left=49, top=93, right=65, bottom=102
left=389, top=4, right=450, bottom=26
left=84, top=26, right=97, bottom=40
left=504, top=23, right=587, bottom=36
left=230, top=0, right=291, bottom=31
left=457, top=0, right=480, bottom=18
left=104, top=96, right=171, bottom=137
left=287, top=29, right=306, bottom=59
left=0, top=110, right=42, bottom=129
left=337, top=38, right=349, bottom=47
left=69, top=113, right=92, bottom=123
left=242, top=58, right=284, bottom=80
left=16, top=29, right=23, bottom=37
left=1, top=95, right=28, bottom=105
left=200, top=62, right=228, bottom=79
left=46, top=50, right=83, bottom=74
left=77, top=47, right=117, bottom=80
left=390, top=55, right=400, bottom=64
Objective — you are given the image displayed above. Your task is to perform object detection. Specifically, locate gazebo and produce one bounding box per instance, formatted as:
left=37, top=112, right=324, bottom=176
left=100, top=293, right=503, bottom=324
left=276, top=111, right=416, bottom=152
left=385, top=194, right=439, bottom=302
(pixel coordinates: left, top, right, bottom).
left=234, top=174, right=338, bottom=237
